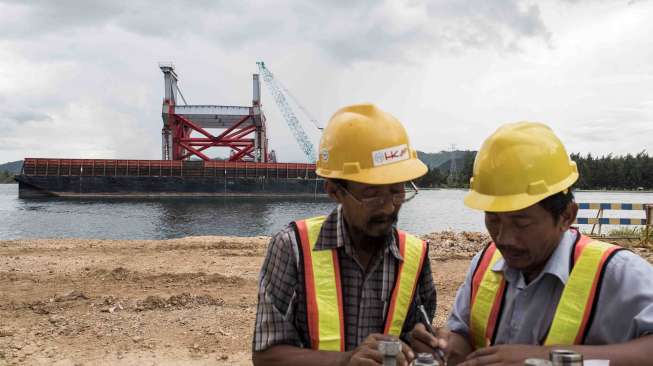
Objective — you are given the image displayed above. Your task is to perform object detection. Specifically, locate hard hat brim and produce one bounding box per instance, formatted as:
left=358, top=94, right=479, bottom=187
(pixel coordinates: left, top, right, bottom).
left=463, top=172, right=579, bottom=212
left=317, top=158, right=428, bottom=185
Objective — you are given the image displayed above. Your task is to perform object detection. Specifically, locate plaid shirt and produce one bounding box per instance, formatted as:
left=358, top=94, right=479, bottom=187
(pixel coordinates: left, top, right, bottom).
left=253, top=205, right=437, bottom=352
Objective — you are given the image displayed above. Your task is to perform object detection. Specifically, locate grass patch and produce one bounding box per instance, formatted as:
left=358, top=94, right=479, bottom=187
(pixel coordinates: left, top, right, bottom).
left=608, top=226, right=653, bottom=243
left=579, top=226, right=653, bottom=248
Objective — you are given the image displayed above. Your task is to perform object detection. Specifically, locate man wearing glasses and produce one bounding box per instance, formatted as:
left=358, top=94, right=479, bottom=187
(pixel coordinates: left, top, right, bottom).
left=252, top=104, right=436, bottom=366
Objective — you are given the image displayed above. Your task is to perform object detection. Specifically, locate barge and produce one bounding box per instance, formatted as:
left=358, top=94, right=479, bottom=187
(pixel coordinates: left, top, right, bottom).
left=16, top=158, right=323, bottom=198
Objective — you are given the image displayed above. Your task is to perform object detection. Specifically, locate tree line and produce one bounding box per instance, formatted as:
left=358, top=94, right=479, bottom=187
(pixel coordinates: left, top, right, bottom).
left=571, top=151, right=652, bottom=190
left=415, top=151, right=652, bottom=190
left=0, top=171, right=15, bottom=183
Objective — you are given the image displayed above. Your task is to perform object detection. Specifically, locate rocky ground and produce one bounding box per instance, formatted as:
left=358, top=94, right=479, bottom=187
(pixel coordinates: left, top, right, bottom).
left=0, top=232, right=650, bottom=366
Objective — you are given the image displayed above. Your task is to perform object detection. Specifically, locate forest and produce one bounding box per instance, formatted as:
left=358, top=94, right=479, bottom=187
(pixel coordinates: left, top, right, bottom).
left=415, top=151, right=652, bottom=190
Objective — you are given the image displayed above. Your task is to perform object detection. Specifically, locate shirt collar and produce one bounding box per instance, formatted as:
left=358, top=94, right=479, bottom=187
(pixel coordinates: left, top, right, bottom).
left=313, top=204, right=403, bottom=261
left=492, top=229, right=577, bottom=286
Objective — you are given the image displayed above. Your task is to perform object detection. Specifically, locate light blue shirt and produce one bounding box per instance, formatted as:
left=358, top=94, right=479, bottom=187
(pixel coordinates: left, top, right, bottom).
left=447, top=230, right=653, bottom=345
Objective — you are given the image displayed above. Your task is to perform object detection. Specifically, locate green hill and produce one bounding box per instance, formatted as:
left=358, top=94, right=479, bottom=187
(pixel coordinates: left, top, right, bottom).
left=415, top=150, right=477, bottom=188
left=0, top=160, right=22, bottom=183
left=0, top=160, right=23, bottom=174
left=417, top=150, right=474, bottom=171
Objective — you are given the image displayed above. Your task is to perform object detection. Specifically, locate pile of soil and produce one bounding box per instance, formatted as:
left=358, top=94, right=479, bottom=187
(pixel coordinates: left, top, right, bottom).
left=423, top=231, right=489, bottom=259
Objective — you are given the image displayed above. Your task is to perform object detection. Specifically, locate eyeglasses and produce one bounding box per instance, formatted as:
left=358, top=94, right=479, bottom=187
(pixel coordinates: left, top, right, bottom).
left=338, top=181, right=419, bottom=208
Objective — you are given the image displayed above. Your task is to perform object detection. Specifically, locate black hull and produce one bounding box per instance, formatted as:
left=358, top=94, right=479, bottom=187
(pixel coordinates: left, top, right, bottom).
left=16, top=175, right=325, bottom=199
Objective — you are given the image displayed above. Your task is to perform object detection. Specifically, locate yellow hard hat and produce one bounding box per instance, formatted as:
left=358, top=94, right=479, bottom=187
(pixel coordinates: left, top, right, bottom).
left=464, top=122, right=578, bottom=212
left=316, top=104, right=427, bottom=185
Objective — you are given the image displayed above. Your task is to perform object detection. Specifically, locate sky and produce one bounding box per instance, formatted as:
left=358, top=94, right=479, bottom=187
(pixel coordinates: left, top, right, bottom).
left=0, top=0, right=652, bottom=164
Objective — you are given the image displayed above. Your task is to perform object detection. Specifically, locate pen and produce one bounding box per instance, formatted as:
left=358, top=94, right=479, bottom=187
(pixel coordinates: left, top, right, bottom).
left=417, top=304, right=446, bottom=363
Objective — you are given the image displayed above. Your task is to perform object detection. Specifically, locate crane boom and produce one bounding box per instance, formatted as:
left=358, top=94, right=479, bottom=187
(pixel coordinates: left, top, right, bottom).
left=256, top=61, right=317, bottom=163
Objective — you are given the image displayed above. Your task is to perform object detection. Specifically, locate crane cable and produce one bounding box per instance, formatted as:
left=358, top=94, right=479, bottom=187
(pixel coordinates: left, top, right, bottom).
left=275, top=77, right=323, bottom=130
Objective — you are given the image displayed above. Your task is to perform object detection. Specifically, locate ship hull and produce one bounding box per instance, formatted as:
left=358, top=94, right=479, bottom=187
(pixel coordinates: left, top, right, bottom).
left=17, top=158, right=324, bottom=199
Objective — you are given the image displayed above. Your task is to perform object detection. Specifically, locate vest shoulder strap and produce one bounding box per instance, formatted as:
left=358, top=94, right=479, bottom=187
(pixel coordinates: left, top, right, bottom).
left=294, top=216, right=344, bottom=351
left=469, top=243, right=506, bottom=350
left=544, top=236, right=622, bottom=345
left=384, top=230, right=428, bottom=337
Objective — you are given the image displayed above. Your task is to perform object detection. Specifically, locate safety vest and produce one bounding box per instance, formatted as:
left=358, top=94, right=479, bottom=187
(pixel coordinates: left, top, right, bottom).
left=295, top=216, right=428, bottom=351
left=469, top=232, right=623, bottom=350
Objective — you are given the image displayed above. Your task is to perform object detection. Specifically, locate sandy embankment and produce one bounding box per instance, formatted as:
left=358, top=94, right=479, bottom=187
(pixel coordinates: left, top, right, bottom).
left=0, top=233, right=650, bottom=366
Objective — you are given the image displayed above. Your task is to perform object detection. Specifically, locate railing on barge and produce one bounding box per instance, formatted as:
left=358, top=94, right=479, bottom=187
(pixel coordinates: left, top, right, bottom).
left=20, top=158, right=318, bottom=179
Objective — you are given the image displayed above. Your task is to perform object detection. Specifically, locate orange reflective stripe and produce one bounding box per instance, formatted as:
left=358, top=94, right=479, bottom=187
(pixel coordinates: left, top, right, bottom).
left=296, top=216, right=345, bottom=351
left=384, top=231, right=427, bottom=337
left=470, top=244, right=505, bottom=350
left=331, top=246, right=345, bottom=351
left=573, top=234, right=593, bottom=262
left=545, top=238, right=621, bottom=345
left=296, top=219, right=320, bottom=349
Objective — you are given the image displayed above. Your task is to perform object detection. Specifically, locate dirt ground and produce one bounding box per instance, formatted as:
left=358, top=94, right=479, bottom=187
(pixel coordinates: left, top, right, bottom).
left=1, top=232, right=651, bottom=366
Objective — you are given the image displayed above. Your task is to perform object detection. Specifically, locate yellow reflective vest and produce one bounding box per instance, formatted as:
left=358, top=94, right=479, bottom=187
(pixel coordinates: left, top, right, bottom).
left=295, top=216, right=428, bottom=351
left=469, top=232, right=623, bottom=350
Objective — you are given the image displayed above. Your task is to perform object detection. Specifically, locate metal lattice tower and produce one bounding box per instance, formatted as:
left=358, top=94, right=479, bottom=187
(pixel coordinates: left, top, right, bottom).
left=447, top=144, right=458, bottom=185
left=449, top=144, right=457, bottom=173
left=256, top=61, right=317, bottom=163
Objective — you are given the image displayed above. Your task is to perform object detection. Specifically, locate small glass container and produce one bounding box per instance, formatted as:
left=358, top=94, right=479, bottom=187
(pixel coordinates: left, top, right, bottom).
left=550, top=349, right=584, bottom=366
left=413, top=353, right=440, bottom=366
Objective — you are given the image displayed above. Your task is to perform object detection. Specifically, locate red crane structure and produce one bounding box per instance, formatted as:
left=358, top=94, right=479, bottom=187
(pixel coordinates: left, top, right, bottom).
left=159, top=63, right=269, bottom=162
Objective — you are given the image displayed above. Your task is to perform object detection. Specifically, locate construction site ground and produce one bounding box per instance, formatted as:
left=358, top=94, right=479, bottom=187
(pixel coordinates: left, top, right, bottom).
left=1, top=233, right=651, bottom=366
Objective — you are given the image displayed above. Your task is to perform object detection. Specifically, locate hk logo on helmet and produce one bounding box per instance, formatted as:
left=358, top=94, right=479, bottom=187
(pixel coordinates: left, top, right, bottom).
left=372, top=144, right=409, bottom=166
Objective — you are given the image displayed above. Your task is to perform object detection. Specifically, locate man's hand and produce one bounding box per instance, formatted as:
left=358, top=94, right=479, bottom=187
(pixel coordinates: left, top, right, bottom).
left=410, top=323, right=448, bottom=355
left=344, top=334, right=415, bottom=366
left=458, top=344, right=549, bottom=366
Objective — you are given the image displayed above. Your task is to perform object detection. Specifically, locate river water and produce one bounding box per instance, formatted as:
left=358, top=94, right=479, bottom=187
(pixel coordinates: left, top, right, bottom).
left=0, top=184, right=651, bottom=240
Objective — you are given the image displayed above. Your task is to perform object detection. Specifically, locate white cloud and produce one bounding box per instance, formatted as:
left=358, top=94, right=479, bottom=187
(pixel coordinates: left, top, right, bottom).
left=0, top=0, right=651, bottom=165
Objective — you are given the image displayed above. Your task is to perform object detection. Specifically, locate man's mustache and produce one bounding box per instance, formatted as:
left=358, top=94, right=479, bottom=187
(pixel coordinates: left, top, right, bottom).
left=496, top=244, right=528, bottom=255
left=369, top=214, right=398, bottom=224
